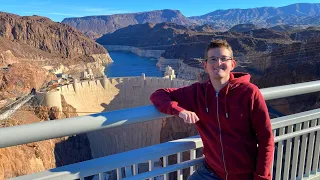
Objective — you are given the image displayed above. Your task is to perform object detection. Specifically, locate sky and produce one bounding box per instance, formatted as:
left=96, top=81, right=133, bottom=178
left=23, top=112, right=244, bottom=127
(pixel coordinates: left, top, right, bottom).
left=1, top=0, right=320, bottom=22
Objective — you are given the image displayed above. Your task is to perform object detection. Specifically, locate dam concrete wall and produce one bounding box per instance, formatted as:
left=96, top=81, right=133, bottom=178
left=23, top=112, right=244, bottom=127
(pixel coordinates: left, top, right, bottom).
left=43, top=75, right=195, bottom=158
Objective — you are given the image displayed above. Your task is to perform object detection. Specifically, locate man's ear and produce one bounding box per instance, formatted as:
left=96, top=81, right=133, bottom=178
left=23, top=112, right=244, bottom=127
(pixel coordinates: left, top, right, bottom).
left=231, top=60, right=237, bottom=70
left=202, top=61, right=208, bottom=72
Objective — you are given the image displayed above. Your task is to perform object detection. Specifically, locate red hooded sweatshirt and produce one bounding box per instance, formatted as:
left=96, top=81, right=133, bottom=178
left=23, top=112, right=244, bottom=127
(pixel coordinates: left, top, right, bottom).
left=150, top=72, right=274, bottom=180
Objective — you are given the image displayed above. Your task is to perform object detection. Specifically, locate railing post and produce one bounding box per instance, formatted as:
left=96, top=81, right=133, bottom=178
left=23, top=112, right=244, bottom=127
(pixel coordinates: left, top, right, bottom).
left=116, top=168, right=122, bottom=180
left=148, top=160, right=154, bottom=180
left=305, top=120, right=317, bottom=176
left=98, top=172, right=105, bottom=180
left=311, top=119, right=320, bottom=174
left=163, top=156, right=169, bottom=180
left=132, top=164, right=138, bottom=176
left=190, top=149, right=196, bottom=175
left=298, top=121, right=310, bottom=179
left=177, top=152, right=183, bottom=180
left=291, top=123, right=302, bottom=179
left=275, top=128, right=285, bottom=180
left=283, top=125, right=293, bottom=180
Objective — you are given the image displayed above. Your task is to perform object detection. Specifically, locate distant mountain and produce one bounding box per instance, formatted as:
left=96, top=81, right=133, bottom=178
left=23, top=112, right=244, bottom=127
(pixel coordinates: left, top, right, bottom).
left=190, top=24, right=215, bottom=33
left=62, top=9, right=193, bottom=39
left=189, top=3, right=320, bottom=30
left=96, top=22, right=208, bottom=48
left=269, top=25, right=298, bottom=32
left=289, top=27, right=320, bottom=41
left=248, top=28, right=290, bottom=39
left=298, top=15, right=320, bottom=25
left=62, top=3, right=320, bottom=39
left=229, top=24, right=258, bottom=33
left=98, top=20, right=320, bottom=61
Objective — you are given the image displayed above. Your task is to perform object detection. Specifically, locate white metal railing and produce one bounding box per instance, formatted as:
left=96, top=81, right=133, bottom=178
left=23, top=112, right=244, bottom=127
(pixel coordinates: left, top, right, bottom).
left=271, top=109, right=320, bottom=180
left=10, top=136, right=204, bottom=180
left=2, top=80, right=320, bottom=180
left=10, top=108, right=320, bottom=180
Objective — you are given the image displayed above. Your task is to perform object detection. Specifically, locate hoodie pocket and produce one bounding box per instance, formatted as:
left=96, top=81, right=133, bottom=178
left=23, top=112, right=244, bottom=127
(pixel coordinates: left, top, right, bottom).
left=224, top=139, right=256, bottom=173
left=241, top=142, right=257, bottom=170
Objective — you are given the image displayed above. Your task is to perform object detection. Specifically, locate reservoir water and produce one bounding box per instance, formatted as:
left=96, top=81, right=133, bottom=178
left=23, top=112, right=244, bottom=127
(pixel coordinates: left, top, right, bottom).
left=105, top=51, right=163, bottom=77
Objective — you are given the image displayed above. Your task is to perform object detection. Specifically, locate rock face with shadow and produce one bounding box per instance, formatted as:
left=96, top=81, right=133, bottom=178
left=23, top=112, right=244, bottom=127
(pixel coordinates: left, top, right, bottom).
left=0, top=12, right=108, bottom=60
left=53, top=134, right=92, bottom=167
left=0, top=62, right=50, bottom=99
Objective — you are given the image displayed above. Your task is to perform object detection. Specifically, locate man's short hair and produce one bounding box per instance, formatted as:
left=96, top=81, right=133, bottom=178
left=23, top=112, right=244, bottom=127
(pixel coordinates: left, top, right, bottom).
left=204, top=39, right=234, bottom=59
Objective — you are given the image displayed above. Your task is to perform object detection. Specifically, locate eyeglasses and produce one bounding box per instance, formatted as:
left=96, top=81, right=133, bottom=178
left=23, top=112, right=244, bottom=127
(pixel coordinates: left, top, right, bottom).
left=205, top=56, right=233, bottom=64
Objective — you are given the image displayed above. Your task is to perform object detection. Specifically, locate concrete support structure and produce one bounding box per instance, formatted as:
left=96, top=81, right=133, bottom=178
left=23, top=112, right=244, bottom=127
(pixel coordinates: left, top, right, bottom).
left=44, top=89, right=62, bottom=111
left=164, top=66, right=176, bottom=80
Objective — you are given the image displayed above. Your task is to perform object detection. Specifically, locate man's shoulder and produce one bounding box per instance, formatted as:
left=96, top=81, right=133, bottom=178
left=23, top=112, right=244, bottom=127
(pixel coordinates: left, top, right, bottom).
left=244, top=82, right=259, bottom=90
left=188, top=81, right=206, bottom=88
left=236, top=81, right=261, bottom=94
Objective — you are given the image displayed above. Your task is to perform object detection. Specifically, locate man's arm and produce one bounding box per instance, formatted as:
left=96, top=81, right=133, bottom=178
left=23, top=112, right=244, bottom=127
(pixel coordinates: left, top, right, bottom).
left=150, top=83, right=197, bottom=116
left=250, top=87, right=274, bottom=180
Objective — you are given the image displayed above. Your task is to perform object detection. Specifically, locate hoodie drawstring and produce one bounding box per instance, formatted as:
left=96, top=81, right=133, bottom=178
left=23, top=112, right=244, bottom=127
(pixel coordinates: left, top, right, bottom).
left=224, top=84, right=230, bottom=119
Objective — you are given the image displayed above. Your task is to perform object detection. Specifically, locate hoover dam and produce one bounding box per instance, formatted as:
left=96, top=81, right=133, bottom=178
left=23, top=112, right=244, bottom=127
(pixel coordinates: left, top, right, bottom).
left=39, top=70, right=194, bottom=159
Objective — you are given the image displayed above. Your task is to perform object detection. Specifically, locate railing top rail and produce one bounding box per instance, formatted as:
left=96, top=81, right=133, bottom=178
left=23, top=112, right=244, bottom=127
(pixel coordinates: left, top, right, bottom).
left=260, top=80, right=320, bottom=100
left=1, top=80, right=320, bottom=148
left=0, top=106, right=171, bottom=148
left=271, top=108, right=320, bottom=129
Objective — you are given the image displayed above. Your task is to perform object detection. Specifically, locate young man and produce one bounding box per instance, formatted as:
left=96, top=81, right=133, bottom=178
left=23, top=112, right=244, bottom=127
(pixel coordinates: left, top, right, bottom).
left=150, top=40, right=274, bottom=180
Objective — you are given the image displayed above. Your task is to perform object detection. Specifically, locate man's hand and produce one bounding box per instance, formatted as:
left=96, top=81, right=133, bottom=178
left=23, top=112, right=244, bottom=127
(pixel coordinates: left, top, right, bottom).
left=179, top=110, right=199, bottom=124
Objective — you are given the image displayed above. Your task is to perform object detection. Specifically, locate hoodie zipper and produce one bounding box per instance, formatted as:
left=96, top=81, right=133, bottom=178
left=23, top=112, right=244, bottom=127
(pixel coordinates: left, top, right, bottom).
left=216, top=92, right=228, bottom=180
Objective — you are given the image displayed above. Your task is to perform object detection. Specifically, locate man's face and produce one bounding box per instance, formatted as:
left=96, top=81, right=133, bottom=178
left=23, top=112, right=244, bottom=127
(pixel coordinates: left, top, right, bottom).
left=203, top=48, right=236, bottom=80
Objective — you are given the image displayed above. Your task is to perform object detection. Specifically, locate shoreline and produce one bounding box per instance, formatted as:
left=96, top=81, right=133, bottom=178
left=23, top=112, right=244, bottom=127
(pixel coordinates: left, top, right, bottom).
left=103, top=45, right=165, bottom=59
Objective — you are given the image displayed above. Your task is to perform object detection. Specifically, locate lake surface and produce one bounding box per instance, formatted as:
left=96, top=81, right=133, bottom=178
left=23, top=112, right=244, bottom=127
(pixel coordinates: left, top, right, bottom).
left=105, top=51, right=163, bottom=77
